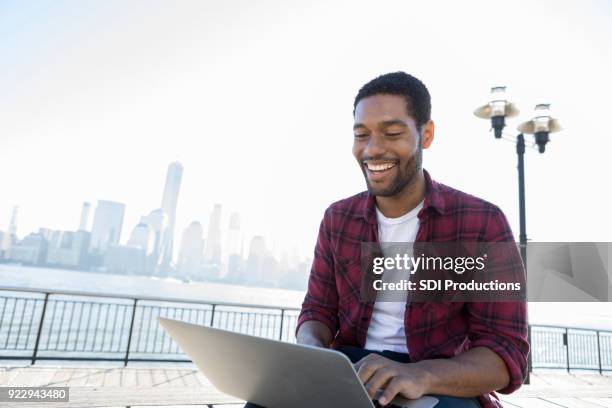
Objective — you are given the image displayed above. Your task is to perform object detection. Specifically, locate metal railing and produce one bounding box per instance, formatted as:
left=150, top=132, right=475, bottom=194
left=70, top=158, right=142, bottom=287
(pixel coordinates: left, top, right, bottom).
left=529, top=324, right=612, bottom=373
left=1, top=287, right=612, bottom=373
left=0, top=287, right=299, bottom=364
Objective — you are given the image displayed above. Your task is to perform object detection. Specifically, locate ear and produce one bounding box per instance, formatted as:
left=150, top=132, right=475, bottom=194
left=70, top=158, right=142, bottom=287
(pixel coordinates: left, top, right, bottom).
left=421, top=120, right=435, bottom=149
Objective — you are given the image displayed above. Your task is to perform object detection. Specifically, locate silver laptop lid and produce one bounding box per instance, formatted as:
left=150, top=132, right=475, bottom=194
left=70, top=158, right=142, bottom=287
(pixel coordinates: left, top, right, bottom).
left=159, top=317, right=438, bottom=408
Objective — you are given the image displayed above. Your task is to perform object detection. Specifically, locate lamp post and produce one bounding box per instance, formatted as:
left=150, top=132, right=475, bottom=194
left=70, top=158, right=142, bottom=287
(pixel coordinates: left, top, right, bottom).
left=474, top=87, right=562, bottom=384
left=474, top=87, right=562, bottom=260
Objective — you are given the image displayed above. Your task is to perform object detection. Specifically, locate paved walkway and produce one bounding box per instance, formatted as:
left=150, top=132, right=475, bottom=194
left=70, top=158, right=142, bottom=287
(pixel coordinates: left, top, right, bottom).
left=0, top=365, right=611, bottom=407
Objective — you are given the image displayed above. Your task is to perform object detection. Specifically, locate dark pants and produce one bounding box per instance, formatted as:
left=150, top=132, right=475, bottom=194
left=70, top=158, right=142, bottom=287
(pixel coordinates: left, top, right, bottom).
left=243, top=345, right=481, bottom=407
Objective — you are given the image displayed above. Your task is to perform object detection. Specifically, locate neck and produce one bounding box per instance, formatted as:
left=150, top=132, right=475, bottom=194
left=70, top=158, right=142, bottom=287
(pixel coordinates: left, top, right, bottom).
left=375, top=170, right=426, bottom=218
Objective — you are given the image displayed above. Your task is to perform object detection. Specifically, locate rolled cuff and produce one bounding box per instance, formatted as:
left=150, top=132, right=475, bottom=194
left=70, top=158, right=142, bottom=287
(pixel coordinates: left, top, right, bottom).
left=471, top=336, right=528, bottom=394
left=295, top=307, right=339, bottom=339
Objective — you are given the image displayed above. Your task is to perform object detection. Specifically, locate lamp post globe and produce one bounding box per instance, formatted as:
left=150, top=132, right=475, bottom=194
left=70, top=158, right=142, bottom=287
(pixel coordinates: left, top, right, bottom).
left=518, top=104, right=562, bottom=153
left=473, top=86, right=520, bottom=138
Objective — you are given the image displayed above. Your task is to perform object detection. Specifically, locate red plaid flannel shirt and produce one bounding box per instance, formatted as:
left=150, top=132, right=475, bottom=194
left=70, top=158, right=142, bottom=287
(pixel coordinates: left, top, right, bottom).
left=297, top=170, right=529, bottom=408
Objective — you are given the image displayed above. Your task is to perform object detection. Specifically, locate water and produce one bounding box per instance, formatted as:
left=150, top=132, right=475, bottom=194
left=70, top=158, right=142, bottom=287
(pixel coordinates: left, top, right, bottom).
left=1, top=265, right=612, bottom=330
left=0, top=265, right=306, bottom=308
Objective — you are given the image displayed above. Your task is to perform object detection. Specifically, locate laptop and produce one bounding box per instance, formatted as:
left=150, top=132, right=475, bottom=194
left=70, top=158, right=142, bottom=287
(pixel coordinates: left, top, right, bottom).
left=159, top=317, right=439, bottom=408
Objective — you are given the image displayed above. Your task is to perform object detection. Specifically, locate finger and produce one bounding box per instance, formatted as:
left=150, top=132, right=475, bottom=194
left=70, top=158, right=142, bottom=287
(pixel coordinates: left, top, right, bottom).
left=378, top=377, right=404, bottom=406
left=364, top=369, right=394, bottom=400
left=354, top=353, right=381, bottom=370
left=355, top=355, right=383, bottom=383
left=356, top=360, right=379, bottom=384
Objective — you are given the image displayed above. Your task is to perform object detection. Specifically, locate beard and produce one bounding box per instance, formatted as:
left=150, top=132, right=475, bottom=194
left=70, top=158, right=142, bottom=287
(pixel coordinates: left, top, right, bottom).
left=362, top=146, right=422, bottom=197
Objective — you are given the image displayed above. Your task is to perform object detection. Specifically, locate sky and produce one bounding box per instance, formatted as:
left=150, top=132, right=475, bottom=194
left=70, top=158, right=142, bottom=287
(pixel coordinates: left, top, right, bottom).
left=1, top=0, right=612, bottom=261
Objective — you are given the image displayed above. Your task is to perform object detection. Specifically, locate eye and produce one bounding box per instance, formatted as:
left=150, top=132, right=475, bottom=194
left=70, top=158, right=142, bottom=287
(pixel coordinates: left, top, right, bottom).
left=385, top=132, right=402, bottom=137
left=354, top=133, right=369, bottom=139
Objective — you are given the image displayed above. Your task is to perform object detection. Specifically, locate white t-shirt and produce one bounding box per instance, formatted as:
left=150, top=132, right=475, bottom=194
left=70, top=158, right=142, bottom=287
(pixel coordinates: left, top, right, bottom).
left=364, top=200, right=423, bottom=354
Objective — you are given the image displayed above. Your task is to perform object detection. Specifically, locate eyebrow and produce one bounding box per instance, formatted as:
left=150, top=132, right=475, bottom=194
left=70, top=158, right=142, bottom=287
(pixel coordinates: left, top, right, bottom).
left=379, top=120, right=408, bottom=129
left=353, top=120, right=408, bottom=130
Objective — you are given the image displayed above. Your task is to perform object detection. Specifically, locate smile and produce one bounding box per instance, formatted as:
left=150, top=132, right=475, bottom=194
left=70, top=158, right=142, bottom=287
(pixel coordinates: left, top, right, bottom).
left=363, top=160, right=398, bottom=182
left=365, top=162, right=397, bottom=172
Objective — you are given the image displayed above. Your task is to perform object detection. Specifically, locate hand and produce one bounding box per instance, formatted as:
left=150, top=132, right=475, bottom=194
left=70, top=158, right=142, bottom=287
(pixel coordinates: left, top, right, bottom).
left=354, top=354, right=431, bottom=406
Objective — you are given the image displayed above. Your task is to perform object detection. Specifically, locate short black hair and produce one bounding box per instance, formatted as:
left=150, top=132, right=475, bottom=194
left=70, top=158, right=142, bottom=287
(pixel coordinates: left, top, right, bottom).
left=353, top=72, right=431, bottom=128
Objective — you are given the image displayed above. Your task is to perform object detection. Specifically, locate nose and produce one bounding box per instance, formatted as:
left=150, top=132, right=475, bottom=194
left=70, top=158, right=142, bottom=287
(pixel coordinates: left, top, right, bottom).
left=364, top=133, right=386, bottom=159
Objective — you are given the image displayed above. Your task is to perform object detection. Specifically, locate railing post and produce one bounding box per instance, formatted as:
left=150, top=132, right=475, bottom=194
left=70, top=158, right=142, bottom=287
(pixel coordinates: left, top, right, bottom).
left=564, top=328, right=570, bottom=372
left=524, top=325, right=532, bottom=384
left=210, top=304, right=216, bottom=327
left=278, top=309, right=285, bottom=341
left=597, top=330, right=602, bottom=374
left=124, top=299, right=138, bottom=366
left=31, top=293, right=49, bottom=365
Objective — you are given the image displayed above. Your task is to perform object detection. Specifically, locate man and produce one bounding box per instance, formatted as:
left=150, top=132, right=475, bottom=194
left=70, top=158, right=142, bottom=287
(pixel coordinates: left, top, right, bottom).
left=295, top=72, right=528, bottom=408
left=244, top=72, right=528, bottom=408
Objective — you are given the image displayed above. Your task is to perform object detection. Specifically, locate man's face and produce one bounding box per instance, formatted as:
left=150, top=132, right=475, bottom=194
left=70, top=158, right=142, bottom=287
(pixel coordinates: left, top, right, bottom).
left=352, top=94, right=423, bottom=197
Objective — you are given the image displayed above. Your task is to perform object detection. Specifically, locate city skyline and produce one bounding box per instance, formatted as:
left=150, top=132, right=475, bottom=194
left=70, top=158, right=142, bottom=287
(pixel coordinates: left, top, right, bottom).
left=0, top=159, right=315, bottom=260
left=0, top=169, right=308, bottom=264
left=0, top=160, right=311, bottom=289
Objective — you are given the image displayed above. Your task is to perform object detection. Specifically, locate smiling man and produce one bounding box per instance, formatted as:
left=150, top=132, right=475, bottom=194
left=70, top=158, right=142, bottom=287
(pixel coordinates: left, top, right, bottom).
left=293, top=72, right=529, bottom=408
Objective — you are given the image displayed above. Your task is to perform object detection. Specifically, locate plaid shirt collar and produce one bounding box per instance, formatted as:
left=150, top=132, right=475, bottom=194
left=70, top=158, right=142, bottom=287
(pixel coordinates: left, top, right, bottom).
left=357, top=168, right=447, bottom=225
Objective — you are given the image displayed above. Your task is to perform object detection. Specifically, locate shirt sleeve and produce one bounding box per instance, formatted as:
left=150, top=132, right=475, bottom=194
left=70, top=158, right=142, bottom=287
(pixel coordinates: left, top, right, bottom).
left=295, top=208, right=340, bottom=338
left=467, top=207, right=530, bottom=394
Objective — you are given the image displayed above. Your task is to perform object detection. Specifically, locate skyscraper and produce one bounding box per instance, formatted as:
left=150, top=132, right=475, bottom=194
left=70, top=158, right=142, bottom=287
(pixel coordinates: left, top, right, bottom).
left=245, top=235, right=267, bottom=284
left=1, top=206, right=18, bottom=254
left=223, top=212, right=241, bottom=280
left=89, top=200, right=126, bottom=254
left=204, top=204, right=222, bottom=266
left=8, top=206, right=18, bottom=238
left=127, top=222, right=155, bottom=255
left=8, top=231, right=47, bottom=265
left=78, top=202, right=90, bottom=231
left=45, top=230, right=91, bottom=269
left=178, top=221, right=205, bottom=279
left=140, top=208, right=167, bottom=271
left=159, top=162, right=183, bottom=271
left=226, top=212, right=241, bottom=256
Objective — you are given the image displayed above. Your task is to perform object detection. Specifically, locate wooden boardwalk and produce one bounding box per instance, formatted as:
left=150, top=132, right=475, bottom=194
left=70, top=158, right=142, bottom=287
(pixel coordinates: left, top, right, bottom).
left=0, top=365, right=611, bottom=407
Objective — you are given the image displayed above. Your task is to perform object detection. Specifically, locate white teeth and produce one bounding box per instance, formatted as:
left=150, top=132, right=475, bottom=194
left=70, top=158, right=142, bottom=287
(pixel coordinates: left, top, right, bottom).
left=366, top=162, right=396, bottom=171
